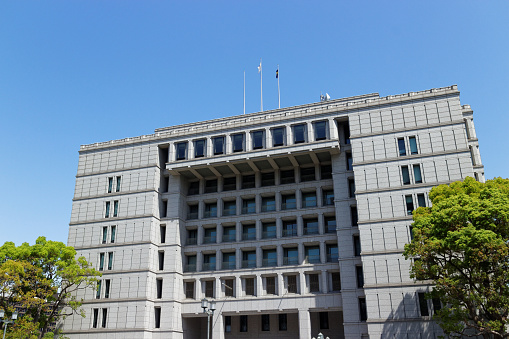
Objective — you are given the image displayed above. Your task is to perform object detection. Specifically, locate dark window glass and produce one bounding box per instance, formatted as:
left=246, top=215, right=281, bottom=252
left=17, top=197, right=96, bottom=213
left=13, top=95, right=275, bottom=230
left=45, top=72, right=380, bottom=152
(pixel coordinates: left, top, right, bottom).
left=283, top=247, right=299, bottom=265
left=304, top=219, right=319, bottom=235
left=261, top=196, right=276, bottom=212
left=187, top=229, right=197, bottom=245
left=111, top=225, right=116, bottom=243
left=99, top=253, right=105, bottom=271
left=432, top=298, right=442, bottom=314
left=300, top=167, right=315, bottom=182
left=261, top=172, right=275, bottom=186
left=232, top=133, right=245, bottom=152
left=409, top=226, right=414, bottom=240
left=262, top=249, right=277, bottom=267
left=96, top=281, right=101, bottom=299
left=302, top=192, right=317, bottom=208
left=223, top=201, right=237, bottom=217
left=108, top=177, right=113, bottom=193
left=353, top=235, right=361, bottom=256
left=280, top=169, right=295, bottom=184
left=346, top=152, right=353, bottom=171
left=105, top=201, right=110, bottom=218
left=351, top=206, right=358, bottom=226
left=344, top=124, right=351, bottom=144
left=409, top=136, right=418, bottom=154
left=224, top=279, right=234, bottom=297
left=185, top=281, right=194, bottom=299
left=158, top=251, right=164, bottom=270
left=266, top=276, right=276, bottom=295
left=323, top=190, right=334, bottom=206
left=331, top=272, right=341, bottom=291
left=417, top=193, right=426, bottom=208
left=245, top=278, right=255, bottom=295
left=176, top=142, right=187, bottom=160
left=225, top=316, right=232, bottom=332
left=325, top=216, right=336, bottom=233
left=359, top=298, right=367, bottom=321
left=203, top=254, right=216, bottom=272
left=204, top=179, right=218, bottom=193
left=314, top=121, right=327, bottom=141
left=262, top=314, right=270, bottom=331
left=272, top=127, right=285, bottom=146
left=321, top=164, right=332, bottom=179
left=105, top=279, right=110, bottom=298
left=160, top=200, right=167, bottom=218
left=222, top=226, right=236, bottom=242
left=401, top=166, right=410, bottom=185
left=185, top=255, right=196, bottom=272
left=282, top=194, right=296, bottom=210
left=348, top=179, right=356, bottom=198
left=242, top=174, right=255, bottom=189
left=223, top=177, right=236, bottom=191
left=203, top=228, right=216, bottom=244
left=293, top=124, right=306, bottom=143
left=156, top=279, right=162, bottom=299
left=287, top=275, right=297, bottom=293
left=305, top=246, right=320, bottom=264
left=213, top=136, right=225, bottom=155
left=222, top=252, right=236, bottom=270
left=282, top=220, right=297, bottom=237
left=92, top=309, right=98, bottom=328
left=279, top=314, right=287, bottom=331
left=242, top=250, right=256, bottom=268
left=406, top=195, right=414, bottom=215
left=102, top=227, right=107, bottom=244
left=413, top=164, right=423, bottom=183
left=242, top=199, right=256, bottom=214
left=188, top=204, right=198, bottom=220
left=101, top=308, right=107, bottom=328
left=262, top=222, right=276, bottom=239
left=418, top=292, right=429, bottom=316
left=398, top=138, right=407, bottom=156
left=188, top=181, right=199, bottom=195
left=194, top=139, right=205, bottom=158
left=154, top=307, right=161, bottom=328
left=240, top=315, right=248, bottom=332
left=327, top=244, right=338, bottom=262
left=309, top=274, right=320, bottom=292
left=319, top=312, right=329, bottom=329
left=356, top=265, right=364, bottom=287
left=252, top=130, right=264, bottom=149
left=205, top=280, right=214, bottom=297
left=242, top=224, right=256, bottom=241
left=113, top=201, right=118, bottom=217
left=204, top=202, right=217, bottom=218
left=116, top=176, right=121, bottom=192
left=107, top=252, right=113, bottom=270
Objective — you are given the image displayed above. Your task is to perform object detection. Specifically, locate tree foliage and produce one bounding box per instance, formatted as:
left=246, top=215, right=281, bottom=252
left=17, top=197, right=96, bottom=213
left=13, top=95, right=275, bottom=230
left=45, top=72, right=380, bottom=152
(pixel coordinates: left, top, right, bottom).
left=404, top=177, right=509, bottom=338
left=0, top=237, right=101, bottom=339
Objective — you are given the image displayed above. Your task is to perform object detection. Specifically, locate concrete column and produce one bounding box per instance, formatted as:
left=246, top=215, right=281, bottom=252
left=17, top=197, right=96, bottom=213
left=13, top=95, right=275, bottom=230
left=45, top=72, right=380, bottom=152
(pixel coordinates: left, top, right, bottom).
left=212, top=312, right=225, bottom=339
left=329, top=118, right=338, bottom=140
left=307, top=122, right=313, bottom=142
left=256, top=275, right=263, bottom=296
left=236, top=276, right=242, bottom=298
left=206, top=137, right=212, bottom=157
left=256, top=247, right=262, bottom=268
left=198, top=201, right=204, bottom=220
left=215, top=276, right=221, bottom=299
left=246, top=131, right=252, bottom=152
left=297, top=216, right=304, bottom=237
left=197, top=251, right=203, bottom=273
left=236, top=221, right=242, bottom=242
left=318, top=213, right=325, bottom=234
left=265, top=127, right=271, bottom=148
left=236, top=248, right=241, bottom=270
left=216, top=250, right=221, bottom=271
left=256, top=220, right=262, bottom=240
left=188, top=141, right=194, bottom=159
left=298, top=309, right=311, bottom=339
left=225, top=133, right=232, bottom=154
left=277, top=246, right=283, bottom=267
left=197, top=226, right=204, bottom=246
left=319, top=241, right=326, bottom=264
left=321, top=270, right=328, bottom=294
left=276, top=218, right=283, bottom=238
left=286, top=125, right=292, bottom=145
left=217, top=223, right=223, bottom=244
left=275, top=191, right=282, bottom=212
left=277, top=273, right=284, bottom=296
left=298, top=243, right=305, bottom=265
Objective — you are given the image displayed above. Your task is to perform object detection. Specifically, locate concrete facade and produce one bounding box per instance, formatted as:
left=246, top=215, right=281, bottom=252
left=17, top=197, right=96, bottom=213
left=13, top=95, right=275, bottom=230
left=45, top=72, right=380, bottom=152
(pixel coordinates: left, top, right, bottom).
left=62, top=85, right=484, bottom=339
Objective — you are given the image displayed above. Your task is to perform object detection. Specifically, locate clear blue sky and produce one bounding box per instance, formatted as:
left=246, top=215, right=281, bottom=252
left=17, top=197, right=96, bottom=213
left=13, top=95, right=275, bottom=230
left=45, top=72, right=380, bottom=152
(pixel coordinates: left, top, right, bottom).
left=1, top=1, right=508, bottom=246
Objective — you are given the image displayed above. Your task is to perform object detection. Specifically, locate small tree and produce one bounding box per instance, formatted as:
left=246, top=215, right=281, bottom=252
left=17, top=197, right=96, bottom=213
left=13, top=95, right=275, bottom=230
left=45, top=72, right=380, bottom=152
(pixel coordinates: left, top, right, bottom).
left=0, top=237, right=101, bottom=339
left=404, top=177, right=509, bottom=338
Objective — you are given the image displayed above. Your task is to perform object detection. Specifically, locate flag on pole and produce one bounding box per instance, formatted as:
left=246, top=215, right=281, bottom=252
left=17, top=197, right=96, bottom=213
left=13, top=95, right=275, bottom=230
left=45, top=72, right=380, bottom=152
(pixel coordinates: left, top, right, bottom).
left=258, top=61, right=262, bottom=73
left=276, top=68, right=278, bottom=78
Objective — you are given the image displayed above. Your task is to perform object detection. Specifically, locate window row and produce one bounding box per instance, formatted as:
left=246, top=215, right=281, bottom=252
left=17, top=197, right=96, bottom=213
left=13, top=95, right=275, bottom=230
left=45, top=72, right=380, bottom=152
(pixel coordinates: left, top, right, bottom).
left=104, top=200, right=119, bottom=218
left=174, top=120, right=332, bottom=161
left=107, top=176, right=121, bottom=193
left=186, top=165, right=332, bottom=195
left=397, top=136, right=419, bottom=157
left=405, top=193, right=428, bottom=215
left=96, top=279, right=111, bottom=299
left=187, top=189, right=335, bottom=220
left=92, top=308, right=108, bottom=328
left=185, top=215, right=337, bottom=246
left=183, top=271, right=341, bottom=300
left=401, top=164, right=423, bottom=185
left=101, top=225, right=116, bottom=244
left=98, top=252, right=114, bottom=271
left=182, top=244, right=339, bottom=272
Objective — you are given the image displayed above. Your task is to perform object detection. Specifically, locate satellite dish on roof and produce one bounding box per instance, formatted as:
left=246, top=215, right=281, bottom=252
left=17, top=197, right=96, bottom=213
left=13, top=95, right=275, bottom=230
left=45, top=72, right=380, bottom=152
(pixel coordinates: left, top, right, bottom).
left=320, top=93, right=331, bottom=102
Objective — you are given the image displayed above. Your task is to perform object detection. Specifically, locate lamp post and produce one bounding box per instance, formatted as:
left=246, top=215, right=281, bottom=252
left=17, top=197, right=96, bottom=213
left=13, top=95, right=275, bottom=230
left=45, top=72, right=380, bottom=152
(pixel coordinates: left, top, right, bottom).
left=312, top=333, right=330, bottom=339
left=0, top=309, right=18, bottom=339
left=201, top=298, right=216, bottom=339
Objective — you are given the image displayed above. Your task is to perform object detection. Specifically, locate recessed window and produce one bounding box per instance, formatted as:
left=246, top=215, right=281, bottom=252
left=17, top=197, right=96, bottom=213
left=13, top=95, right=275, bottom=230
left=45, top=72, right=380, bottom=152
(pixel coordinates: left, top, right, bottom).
left=224, top=315, right=232, bottom=332
left=343, top=123, right=351, bottom=144
left=252, top=130, right=264, bottom=149
left=160, top=200, right=167, bottom=218
left=323, top=189, right=334, bottom=206
left=325, top=216, right=336, bottom=233
left=261, top=172, right=275, bottom=186
left=359, top=297, right=367, bottom=321
left=401, top=166, right=411, bottom=185
left=203, top=254, right=216, bottom=272
left=351, top=206, right=358, bottom=226
left=282, top=194, right=296, bottom=210
left=356, top=265, right=364, bottom=287
left=194, top=139, right=206, bottom=158
left=321, top=164, right=332, bottom=179
left=105, top=280, right=110, bottom=298
left=319, top=312, right=329, bottom=329
left=222, top=200, right=237, bottom=217
left=222, top=226, right=236, bottom=242
left=305, top=246, right=320, bottom=264
left=266, top=276, right=276, bottom=295
left=242, top=198, right=256, bottom=214
left=348, top=179, right=356, bottom=198
left=314, top=121, right=327, bottom=141
left=223, top=177, right=236, bottom=191
left=406, top=195, right=415, bottom=215
left=303, top=218, right=319, bottom=235
left=92, top=308, right=99, bottom=328
left=418, top=292, right=429, bottom=316
left=331, top=272, right=341, bottom=291
left=398, top=138, right=407, bottom=156
left=107, top=252, right=113, bottom=270
left=224, top=279, right=234, bottom=297
left=245, top=277, right=255, bottom=296
left=293, top=124, right=306, bottom=144
left=262, top=222, right=276, bottom=239
left=302, top=192, right=317, bottom=208
left=409, top=136, right=418, bottom=154
left=188, top=204, right=198, bottom=220
left=96, top=281, right=101, bottom=299
left=107, top=177, right=113, bottom=193
left=111, top=225, right=116, bottom=243
left=188, top=181, right=199, bottom=195
left=262, top=249, right=277, bottom=267
left=176, top=142, right=187, bottom=160
left=242, top=174, right=256, bottom=189
left=232, top=133, right=245, bottom=152
left=283, top=247, right=298, bottom=265
left=261, top=196, right=276, bottom=212
left=158, top=251, right=164, bottom=270
left=240, top=315, right=248, bottom=332
left=417, top=193, right=426, bottom=207
left=222, top=252, right=236, bottom=270
left=116, top=176, right=121, bottom=192
left=279, top=314, right=287, bottom=331
left=272, top=127, right=285, bottom=147
left=213, top=136, right=225, bottom=155
left=185, top=255, right=196, bottom=272
left=186, top=229, right=197, bottom=245
left=309, top=274, right=320, bottom=292
left=105, top=201, right=110, bottom=218
left=204, top=179, right=218, bottom=193
left=113, top=200, right=118, bottom=217
left=102, top=227, right=108, bottom=244
left=99, top=253, right=105, bottom=271
left=413, top=164, right=423, bottom=184
left=280, top=169, right=295, bottom=184
left=242, top=224, right=256, bottom=241
left=154, top=307, right=161, bottom=329
left=432, top=298, right=442, bottom=315
left=101, top=308, right=107, bottom=328
left=346, top=152, right=353, bottom=171
left=261, top=314, right=270, bottom=331
left=242, top=250, right=256, bottom=268
left=203, top=227, right=216, bottom=244
left=300, top=167, right=315, bottom=182
left=353, top=235, right=361, bottom=256
left=204, top=202, right=217, bottom=218
left=205, top=280, right=214, bottom=298
left=287, top=275, right=298, bottom=293
left=282, top=220, right=297, bottom=237
left=156, top=279, right=162, bottom=299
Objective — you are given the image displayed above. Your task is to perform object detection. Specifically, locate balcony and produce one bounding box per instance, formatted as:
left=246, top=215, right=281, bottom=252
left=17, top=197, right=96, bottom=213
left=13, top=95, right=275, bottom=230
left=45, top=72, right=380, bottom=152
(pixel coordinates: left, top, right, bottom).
left=262, top=258, right=277, bottom=267
left=242, top=232, right=256, bottom=241
left=261, top=204, right=276, bottom=212
left=242, top=259, right=256, bottom=268
left=203, top=236, right=216, bottom=244
left=184, top=264, right=196, bottom=272
left=262, top=230, right=276, bottom=239
left=222, top=261, right=236, bottom=270
left=202, top=263, right=215, bottom=271
left=327, top=254, right=339, bottom=263
left=283, top=229, right=298, bottom=237
left=186, top=238, right=197, bottom=245
left=188, top=212, right=198, bottom=220
left=204, top=210, right=217, bottom=218
left=305, top=255, right=321, bottom=264
left=303, top=227, right=319, bottom=235
left=222, top=233, right=236, bottom=242
left=283, top=257, right=299, bottom=265
left=281, top=202, right=296, bottom=210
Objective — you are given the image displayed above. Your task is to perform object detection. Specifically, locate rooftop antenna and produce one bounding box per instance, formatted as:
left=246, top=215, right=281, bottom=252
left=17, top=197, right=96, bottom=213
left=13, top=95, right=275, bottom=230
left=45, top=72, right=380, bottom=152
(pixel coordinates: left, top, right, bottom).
left=320, top=92, right=330, bottom=102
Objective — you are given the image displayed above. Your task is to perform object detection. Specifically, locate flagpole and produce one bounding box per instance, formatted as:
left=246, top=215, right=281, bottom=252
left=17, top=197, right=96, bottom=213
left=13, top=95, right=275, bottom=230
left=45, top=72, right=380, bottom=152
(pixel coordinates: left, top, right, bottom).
left=260, top=59, right=263, bottom=112
left=243, top=71, right=246, bottom=115
left=277, top=65, right=280, bottom=109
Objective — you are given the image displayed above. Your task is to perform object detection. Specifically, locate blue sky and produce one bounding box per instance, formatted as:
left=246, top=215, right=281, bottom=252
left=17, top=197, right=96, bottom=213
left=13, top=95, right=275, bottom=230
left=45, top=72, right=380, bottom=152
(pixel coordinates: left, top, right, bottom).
left=1, top=1, right=508, bottom=246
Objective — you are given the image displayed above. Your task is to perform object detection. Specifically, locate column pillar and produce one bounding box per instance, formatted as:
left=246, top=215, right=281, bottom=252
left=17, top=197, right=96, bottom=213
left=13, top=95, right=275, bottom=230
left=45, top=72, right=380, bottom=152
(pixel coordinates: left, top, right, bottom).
left=212, top=309, right=225, bottom=339
left=298, top=309, right=312, bottom=339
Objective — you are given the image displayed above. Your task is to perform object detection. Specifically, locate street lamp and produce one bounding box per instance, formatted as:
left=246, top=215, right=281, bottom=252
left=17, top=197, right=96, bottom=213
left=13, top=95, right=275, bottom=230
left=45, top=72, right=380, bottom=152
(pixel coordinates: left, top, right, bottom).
left=0, top=309, right=18, bottom=339
left=201, top=298, right=216, bottom=339
left=312, top=333, right=330, bottom=339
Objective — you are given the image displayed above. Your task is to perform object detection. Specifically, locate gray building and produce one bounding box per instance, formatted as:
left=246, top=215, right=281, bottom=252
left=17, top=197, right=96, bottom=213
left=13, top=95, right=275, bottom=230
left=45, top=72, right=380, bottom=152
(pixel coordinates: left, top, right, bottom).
left=62, top=85, right=484, bottom=339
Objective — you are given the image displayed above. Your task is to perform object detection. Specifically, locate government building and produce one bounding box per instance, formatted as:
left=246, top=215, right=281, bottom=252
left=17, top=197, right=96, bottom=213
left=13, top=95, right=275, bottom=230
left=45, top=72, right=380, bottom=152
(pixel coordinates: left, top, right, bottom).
left=62, top=85, right=484, bottom=339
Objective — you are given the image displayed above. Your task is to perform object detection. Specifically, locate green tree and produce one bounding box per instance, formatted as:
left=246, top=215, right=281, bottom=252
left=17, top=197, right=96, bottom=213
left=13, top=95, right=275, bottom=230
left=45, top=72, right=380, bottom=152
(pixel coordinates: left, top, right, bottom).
left=404, top=177, right=509, bottom=338
left=0, top=237, right=101, bottom=339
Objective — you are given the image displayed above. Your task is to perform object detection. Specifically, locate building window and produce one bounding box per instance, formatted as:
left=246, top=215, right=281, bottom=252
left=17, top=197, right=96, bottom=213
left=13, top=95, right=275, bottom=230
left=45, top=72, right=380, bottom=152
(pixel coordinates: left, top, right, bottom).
left=272, top=127, right=285, bottom=147
left=261, top=314, right=270, bottom=331
left=282, top=193, right=296, bottom=210
left=242, top=174, right=256, bottom=189
left=105, top=201, right=110, bottom=218
left=279, top=314, right=287, bottom=331
left=343, top=123, right=351, bottom=144
left=293, top=124, right=306, bottom=144
left=213, top=136, right=225, bottom=155
left=325, top=216, right=336, bottom=233
left=154, top=307, right=161, bottom=329
left=327, top=244, right=338, bottom=262
left=252, top=130, right=264, bottom=149
left=204, top=202, right=217, bottom=218
left=309, top=274, right=320, bottom=292
left=417, top=193, right=426, bottom=207
left=321, top=164, right=332, bottom=179
left=302, top=191, right=317, bottom=208
left=242, top=250, right=256, bottom=268
left=102, top=227, right=108, bottom=244
left=283, top=247, right=298, bottom=265
left=319, top=312, right=329, bottom=329
left=245, top=277, right=255, bottom=296
left=242, top=224, right=256, bottom=241
left=116, top=176, right=121, bottom=192
left=204, top=179, right=218, bottom=193
left=401, top=166, right=411, bottom=185
left=104, top=279, right=110, bottom=298
left=203, top=228, right=216, bottom=244
left=266, top=276, right=276, bottom=295
left=203, top=254, right=216, bottom=271
left=205, top=280, right=214, bottom=298
left=314, top=121, right=327, bottom=141
left=232, top=133, right=245, bottom=152
left=185, top=255, right=196, bottom=272
left=96, top=281, right=101, bottom=299
left=92, top=308, right=98, bottom=328
left=409, top=226, right=414, bottom=241
left=305, top=246, right=320, bottom=264
left=101, top=308, right=107, bottom=328
left=323, top=189, right=334, bottom=206
left=222, top=252, right=236, bottom=270
left=188, top=181, right=199, bottom=195
left=418, top=292, right=429, bottom=316
left=224, top=279, right=234, bottom=297
left=263, top=249, right=277, bottom=267
left=287, top=275, right=298, bottom=293
left=261, top=196, right=276, bottom=212
left=262, top=222, right=276, bottom=239
left=348, top=179, right=356, bottom=198
left=406, top=195, right=415, bottom=215
left=351, top=206, right=358, bottom=226
left=353, top=235, right=361, bottom=256
left=303, top=218, right=319, bottom=235
left=187, top=229, right=197, bottom=245
left=176, top=142, right=187, bottom=161
left=409, top=136, right=418, bottom=154
left=156, top=279, right=163, bottom=299
left=188, top=204, right=198, bottom=220
left=432, top=298, right=442, bottom=314
left=107, top=252, right=113, bottom=270
left=222, top=225, right=236, bottom=242
left=398, top=138, right=407, bottom=156
left=224, top=316, right=232, bottom=333
left=261, top=172, right=275, bottom=186
left=111, top=225, right=116, bottom=243
left=282, top=220, right=297, bottom=237
left=113, top=200, right=118, bottom=217
left=413, top=164, right=423, bottom=183
left=108, top=177, right=113, bottom=193
left=160, top=200, right=168, bottom=218
left=278, top=170, right=295, bottom=186
left=240, top=315, right=248, bottom=332
left=331, top=272, right=341, bottom=291
left=99, top=253, right=105, bottom=271
left=223, top=177, right=236, bottom=191
left=356, top=265, right=364, bottom=288
left=242, top=198, right=256, bottom=214
left=194, top=139, right=206, bottom=158
left=158, top=251, right=164, bottom=270
left=300, top=167, right=315, bottom=182
left=359, top=298, right=367, bottom=321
